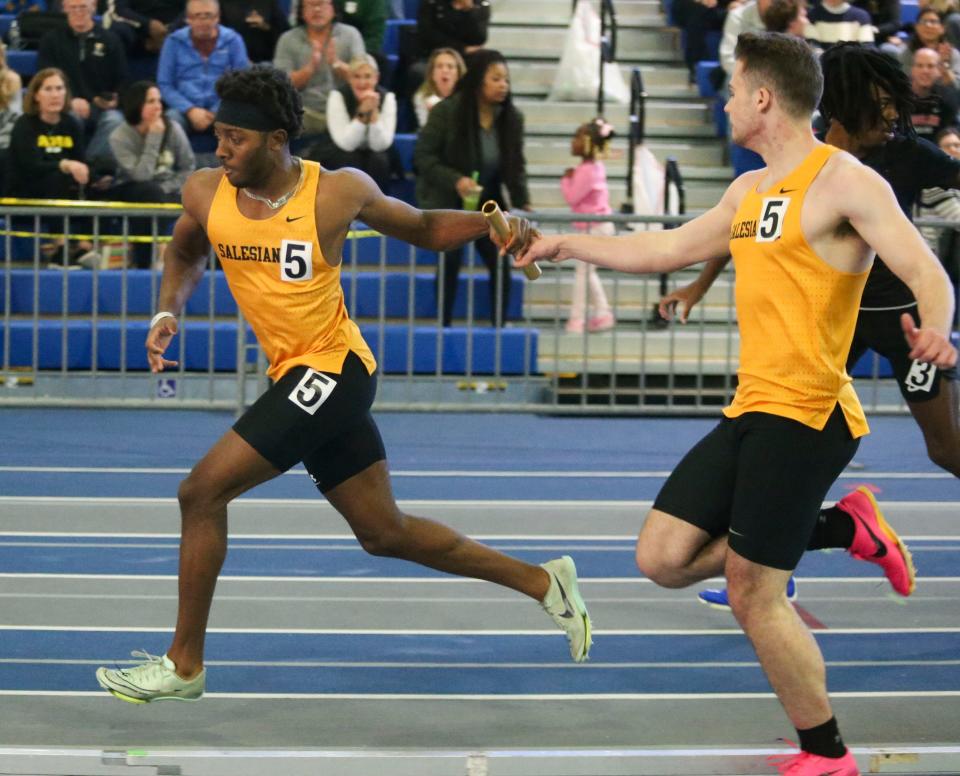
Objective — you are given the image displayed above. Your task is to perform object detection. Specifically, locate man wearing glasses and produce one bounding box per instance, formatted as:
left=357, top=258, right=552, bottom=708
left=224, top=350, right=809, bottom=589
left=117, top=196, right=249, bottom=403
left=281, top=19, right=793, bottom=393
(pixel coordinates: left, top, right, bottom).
left=157, top=0, right=250, bottom=137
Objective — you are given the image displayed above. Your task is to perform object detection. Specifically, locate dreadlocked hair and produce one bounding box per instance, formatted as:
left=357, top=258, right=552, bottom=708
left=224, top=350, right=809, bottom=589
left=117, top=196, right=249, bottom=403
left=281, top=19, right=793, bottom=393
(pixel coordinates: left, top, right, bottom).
left=819, top=43, right=917, bottom=139
left=215, top=65, right=304, bottom=140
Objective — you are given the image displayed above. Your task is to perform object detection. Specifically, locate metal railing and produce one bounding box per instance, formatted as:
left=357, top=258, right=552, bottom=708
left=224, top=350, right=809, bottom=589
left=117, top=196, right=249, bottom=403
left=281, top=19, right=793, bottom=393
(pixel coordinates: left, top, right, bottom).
left=2, top=201, right=955, bottom=415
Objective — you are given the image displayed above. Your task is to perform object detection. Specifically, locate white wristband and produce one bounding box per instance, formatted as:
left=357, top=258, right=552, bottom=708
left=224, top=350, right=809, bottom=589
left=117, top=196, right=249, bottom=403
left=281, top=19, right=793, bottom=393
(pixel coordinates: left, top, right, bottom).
left=150, top=311, right=176, bottom=329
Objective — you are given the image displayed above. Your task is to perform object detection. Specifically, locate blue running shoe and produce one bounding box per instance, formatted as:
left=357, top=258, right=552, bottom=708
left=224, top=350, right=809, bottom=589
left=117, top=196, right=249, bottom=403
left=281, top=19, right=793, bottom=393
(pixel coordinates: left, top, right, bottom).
left=697, top=576, right=798, bottom=611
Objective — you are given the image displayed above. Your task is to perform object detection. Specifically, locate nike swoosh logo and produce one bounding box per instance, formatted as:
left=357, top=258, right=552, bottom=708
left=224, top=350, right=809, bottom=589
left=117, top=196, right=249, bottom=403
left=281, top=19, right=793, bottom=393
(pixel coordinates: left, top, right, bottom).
left=729, top=527, right=746, bottom=537
left=778, top=187, right=797, bottom=194
left=555, top=576, right=575, bottom=619
left=286, top=215, right=305, bottom=222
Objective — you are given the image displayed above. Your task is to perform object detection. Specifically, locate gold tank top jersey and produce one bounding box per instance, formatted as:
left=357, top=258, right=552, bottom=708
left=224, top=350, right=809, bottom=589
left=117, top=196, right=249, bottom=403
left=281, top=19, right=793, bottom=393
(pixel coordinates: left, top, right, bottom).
left=724, top=144, right=869, bottom=437
left=206, top=160, right=376, bottom=381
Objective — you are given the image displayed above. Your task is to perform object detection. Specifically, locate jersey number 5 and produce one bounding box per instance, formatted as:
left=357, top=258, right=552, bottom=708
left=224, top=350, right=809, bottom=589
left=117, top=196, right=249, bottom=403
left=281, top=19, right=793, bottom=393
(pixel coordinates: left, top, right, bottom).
left=757, top=198, right=789, bottom=242
left=288, top=368, right=337, bottom=414
left=280, top=239, right=314, bottom=282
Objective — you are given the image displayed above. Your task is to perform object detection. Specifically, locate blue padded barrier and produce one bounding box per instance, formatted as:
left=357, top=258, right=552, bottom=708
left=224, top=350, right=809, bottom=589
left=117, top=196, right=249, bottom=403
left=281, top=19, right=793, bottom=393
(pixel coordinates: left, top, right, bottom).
left=4, top=268, right=524, bottom=320
left=850, top=350, right=895, bottom=379
left=1, top=319, right=536, bottom=374
left=359, top=324, right=537, bottom=374
left=1, top=320, right=257, bottom=371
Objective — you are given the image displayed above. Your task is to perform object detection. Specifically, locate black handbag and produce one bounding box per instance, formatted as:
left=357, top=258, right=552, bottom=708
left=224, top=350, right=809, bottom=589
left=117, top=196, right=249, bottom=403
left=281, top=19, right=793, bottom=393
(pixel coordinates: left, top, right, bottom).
left=7, top=10, right=67, bottom=50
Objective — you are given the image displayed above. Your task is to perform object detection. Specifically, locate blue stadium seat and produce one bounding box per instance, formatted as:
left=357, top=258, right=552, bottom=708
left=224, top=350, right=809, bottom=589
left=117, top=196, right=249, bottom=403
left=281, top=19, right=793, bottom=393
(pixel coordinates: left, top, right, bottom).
left=393, top=132, right=416, bottom=173
left=7, top=49, right=37, bottom=78
left=695, top=60, right=719, bottom=98
left=383, top=19, right=415, bottom=57
left=0, top=13, right=15, bottom=41
left=402, top=0, right=419, bottom=20
left=901, top=0, right=919, bottom=25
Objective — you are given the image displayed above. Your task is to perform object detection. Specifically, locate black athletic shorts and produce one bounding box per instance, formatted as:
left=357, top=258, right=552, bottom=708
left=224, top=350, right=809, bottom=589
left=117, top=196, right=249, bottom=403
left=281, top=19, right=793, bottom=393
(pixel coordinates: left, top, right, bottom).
left=653, top=405, right=860, bottom=571
left=233, top=351, right=386, bottom=493
left=850, top=306, right=957, bottom=403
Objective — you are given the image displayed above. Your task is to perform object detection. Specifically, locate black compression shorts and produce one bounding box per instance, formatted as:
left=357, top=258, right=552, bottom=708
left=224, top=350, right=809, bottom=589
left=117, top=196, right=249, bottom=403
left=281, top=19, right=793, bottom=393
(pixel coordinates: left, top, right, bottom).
left=232, top=351, right=386, bottom=493
left=652, top=406, right=859, bottom=571
left=849, top=306, right=957, bottom=404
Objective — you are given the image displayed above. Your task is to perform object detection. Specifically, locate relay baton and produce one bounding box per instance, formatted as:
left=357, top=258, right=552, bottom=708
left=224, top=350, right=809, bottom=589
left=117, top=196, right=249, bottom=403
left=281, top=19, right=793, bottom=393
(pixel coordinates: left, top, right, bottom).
left=481, top=200, right=542, bottom=281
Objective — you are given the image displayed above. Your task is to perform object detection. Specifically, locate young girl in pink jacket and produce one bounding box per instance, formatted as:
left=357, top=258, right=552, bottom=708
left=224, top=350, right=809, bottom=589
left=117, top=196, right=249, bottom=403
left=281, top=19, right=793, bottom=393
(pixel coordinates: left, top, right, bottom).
left=560, top=118, right=616, bottom=333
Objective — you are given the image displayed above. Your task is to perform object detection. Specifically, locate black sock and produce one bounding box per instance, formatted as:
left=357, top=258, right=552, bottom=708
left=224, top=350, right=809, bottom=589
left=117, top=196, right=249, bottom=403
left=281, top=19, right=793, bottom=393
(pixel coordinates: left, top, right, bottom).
left=797, top=716, right=846, bottom=759
left=807, top=507, right=856, bottom=551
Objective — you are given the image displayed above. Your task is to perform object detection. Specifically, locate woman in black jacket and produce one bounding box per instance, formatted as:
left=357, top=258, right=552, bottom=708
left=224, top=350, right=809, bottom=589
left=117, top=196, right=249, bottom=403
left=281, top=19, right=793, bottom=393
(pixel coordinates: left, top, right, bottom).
left=414, top=49, right=530, bottom=327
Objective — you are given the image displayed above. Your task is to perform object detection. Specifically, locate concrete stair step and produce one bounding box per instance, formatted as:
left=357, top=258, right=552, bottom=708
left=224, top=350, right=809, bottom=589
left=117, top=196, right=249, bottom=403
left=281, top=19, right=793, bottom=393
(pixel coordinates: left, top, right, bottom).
left=516, top=98, right=710, bottom=128
left=525, top=162, right=732, bottom=182
left=510, top=63, right=695, bottom=98
left=536, top=326, right=741, bottom=374
left=529, top=179, right=728, bottom=209
left=491, top=0, right=665, bottom=24
left=523, top=137, right=725, bottom=167
left=488, top=26, right=680, bottom=61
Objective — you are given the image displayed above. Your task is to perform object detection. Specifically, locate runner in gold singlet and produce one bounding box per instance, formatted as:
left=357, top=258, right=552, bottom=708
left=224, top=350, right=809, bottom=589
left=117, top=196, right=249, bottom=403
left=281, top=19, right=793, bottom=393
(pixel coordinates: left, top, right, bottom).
left=95, top=65, right=593, bottom=706
left=516, top=32, right=956, bottom=776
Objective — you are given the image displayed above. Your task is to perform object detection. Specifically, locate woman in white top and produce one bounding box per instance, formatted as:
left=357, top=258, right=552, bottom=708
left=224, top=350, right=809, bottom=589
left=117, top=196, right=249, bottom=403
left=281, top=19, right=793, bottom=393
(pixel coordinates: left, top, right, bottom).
left=413, top=47, right=465, bottom=130
left=315, top=54, right=396, bottom=190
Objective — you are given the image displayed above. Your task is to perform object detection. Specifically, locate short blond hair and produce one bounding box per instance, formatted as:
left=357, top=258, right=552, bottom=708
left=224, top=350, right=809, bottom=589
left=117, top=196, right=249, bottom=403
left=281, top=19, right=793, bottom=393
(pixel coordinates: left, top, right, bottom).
left=348, top=54, right=379, bottom=74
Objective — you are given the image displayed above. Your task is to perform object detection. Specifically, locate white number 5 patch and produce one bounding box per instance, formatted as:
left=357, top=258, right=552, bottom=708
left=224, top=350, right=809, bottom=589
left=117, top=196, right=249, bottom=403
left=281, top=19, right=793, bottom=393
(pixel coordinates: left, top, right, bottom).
left=289, top=368, right=337, bottom=414
left=757, top=197, right=789, bottom=242
left=280, top=239, right=313, bottom=282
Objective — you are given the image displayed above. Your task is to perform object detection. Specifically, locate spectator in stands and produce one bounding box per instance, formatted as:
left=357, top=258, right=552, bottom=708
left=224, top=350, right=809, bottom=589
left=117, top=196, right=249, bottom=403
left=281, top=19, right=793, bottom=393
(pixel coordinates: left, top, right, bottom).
left=416, top=0, right=488, bottom=61
left=273, top=0, right=365, bottom=137
left=561, top=118, right=616, bottom=334
left=413, top=46, right=464, bottom=129
left=918, top=126, right=960, bottom=308
left=0, top=41, right=22, bottom=193
left=805, top=0, right=875, bottom=47
left=37, top=0, right=127, bottom=168
left=157, top=0, right=249, bottom=137
left=8, top=68, right=108, bottom=264
left=898, top=8, right=960, bottom=82
left=761, top=0, right=809, bottom=34
left=8, top=67, right=88, bottom=199
left=719, top=0, right=772, bottom=78
left=311, top=53, right=395, bottom=189
left=910, top=47, right=960, bottom=136
left=853, top=0, right=901, bottom=50
left=220, top=0, right=288, bottom=64
left=102, top=0, right=183, bottom=54
left=288, top=0, right=388, bottom=56
left=920, top=0, right=960, bottom=50
left=109, top=79, right=193, bottom=202
left=414, top=49, right=529, bottom=327
left=674, top=0, right=735, bottom=84
left=107, top=80, right=194, bottom=267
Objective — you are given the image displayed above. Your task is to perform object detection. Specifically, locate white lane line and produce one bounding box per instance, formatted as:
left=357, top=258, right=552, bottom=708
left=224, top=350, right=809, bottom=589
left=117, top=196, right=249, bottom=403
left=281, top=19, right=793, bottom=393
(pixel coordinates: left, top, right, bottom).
left=0, top=466, right=954, bottom=479
left=4, top=573, right=960, bottom=584
left=1, top=745, right=959, bottom=758
left=0, top=496, right=953, bottom=509
left=2, top=625, right=960, bottom=635
left=3, top=658, right=960, bottom=669
left=3, top=690, right=960, bottom=700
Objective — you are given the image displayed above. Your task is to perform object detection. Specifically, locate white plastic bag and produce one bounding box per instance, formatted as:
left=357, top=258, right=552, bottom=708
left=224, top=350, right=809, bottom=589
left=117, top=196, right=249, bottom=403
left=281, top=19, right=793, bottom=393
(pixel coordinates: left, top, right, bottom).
left=630, top=145, right=667, bottom=231
left=549, top=0, right=630, bottom=104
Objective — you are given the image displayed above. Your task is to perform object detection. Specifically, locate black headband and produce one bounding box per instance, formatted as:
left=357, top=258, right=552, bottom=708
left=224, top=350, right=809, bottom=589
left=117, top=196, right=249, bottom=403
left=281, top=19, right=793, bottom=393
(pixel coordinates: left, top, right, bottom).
left=214, top=99, right=282, bottom=131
